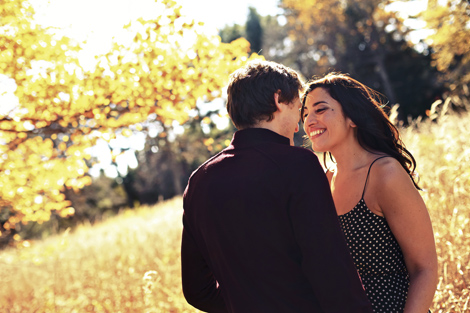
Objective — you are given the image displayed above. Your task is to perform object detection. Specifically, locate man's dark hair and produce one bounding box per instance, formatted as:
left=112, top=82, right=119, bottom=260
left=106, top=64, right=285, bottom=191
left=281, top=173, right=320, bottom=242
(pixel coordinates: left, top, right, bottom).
left=226, top=60, right=303, bottom=130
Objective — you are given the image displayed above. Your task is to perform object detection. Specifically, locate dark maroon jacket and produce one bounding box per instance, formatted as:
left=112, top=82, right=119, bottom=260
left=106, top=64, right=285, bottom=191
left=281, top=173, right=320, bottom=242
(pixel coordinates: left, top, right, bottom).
left=181, top=128, right=373, bottom=313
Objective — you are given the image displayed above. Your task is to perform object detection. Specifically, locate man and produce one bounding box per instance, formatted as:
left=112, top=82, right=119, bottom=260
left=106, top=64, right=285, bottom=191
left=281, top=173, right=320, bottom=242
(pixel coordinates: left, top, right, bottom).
left=181, top=60, right=373, bottom=313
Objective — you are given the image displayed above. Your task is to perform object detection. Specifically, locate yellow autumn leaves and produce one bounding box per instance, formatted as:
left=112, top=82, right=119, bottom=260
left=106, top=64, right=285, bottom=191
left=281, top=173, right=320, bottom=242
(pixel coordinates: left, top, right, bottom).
left=0, top=0, right=262, bottom=232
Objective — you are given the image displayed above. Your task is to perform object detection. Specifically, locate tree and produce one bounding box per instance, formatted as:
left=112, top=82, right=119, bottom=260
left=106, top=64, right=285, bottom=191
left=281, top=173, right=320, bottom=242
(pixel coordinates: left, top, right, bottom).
left=118, top=97, right=237, bottom=208
left=0, top=0, right=262, bottom=242
left=280, top=0, right=443, bottom=120
left=219, top=23, right=244, bottom=44
left=259, top=15, right=292, bottom=70
left=219, top=7, right=264, bottom=56
left=246, top=7, right=263, bottom=54
left=419, top=0, right=470, bottom=105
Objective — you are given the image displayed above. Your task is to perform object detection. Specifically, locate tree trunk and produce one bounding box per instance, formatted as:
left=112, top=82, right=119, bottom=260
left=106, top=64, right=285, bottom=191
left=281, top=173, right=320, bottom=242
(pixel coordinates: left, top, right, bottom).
left=375, top=55, right=397, bottom=106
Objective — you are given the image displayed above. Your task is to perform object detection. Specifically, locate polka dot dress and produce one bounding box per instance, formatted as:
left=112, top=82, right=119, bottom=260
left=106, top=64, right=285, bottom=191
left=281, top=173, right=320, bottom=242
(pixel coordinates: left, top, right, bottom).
left=338, top=157, right=410, bottom=313
left=339, top=199, right=410, bottom=312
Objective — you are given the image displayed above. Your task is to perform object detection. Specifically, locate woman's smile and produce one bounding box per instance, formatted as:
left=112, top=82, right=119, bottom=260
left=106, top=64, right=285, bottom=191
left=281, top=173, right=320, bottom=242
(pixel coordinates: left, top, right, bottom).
left=309, top=129, right=325, bottom=137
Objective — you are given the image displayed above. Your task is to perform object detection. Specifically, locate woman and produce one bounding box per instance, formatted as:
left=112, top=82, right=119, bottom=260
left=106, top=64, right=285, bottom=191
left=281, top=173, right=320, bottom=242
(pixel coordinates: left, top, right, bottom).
left=301, top=73, right=438, bottom=313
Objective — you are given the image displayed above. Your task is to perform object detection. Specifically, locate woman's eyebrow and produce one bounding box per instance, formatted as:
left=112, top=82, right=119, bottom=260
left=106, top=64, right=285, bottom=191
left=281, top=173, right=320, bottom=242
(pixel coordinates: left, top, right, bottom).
left=312, top=100, right=327, bottom=107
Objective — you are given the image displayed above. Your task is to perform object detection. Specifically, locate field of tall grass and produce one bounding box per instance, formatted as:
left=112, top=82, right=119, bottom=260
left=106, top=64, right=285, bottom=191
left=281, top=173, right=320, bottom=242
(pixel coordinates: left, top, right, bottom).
left=1, top=111, right=469, bottom=312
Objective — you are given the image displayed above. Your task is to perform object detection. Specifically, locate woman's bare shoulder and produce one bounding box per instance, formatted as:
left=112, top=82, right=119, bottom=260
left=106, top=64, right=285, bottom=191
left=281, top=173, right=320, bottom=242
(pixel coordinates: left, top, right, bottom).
left=372, top=156, right=410, bottom=185
left=369, top=156, right=422, bottom=213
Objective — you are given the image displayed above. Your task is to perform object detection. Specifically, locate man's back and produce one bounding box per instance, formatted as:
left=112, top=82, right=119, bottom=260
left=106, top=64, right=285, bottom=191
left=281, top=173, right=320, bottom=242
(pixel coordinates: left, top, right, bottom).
left=181, top=128, right=373, bottom=313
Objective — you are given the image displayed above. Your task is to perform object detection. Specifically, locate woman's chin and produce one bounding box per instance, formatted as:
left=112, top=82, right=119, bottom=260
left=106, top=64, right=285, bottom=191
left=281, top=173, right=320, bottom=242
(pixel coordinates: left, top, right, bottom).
left=311, top=144, right=327, bottom=153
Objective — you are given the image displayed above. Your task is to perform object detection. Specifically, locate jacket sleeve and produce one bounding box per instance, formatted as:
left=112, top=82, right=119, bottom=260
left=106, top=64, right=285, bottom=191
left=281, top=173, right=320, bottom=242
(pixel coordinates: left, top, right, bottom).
left=289, top=154, right=374, bottom=313
left=181, top=211, right=227, bottom=312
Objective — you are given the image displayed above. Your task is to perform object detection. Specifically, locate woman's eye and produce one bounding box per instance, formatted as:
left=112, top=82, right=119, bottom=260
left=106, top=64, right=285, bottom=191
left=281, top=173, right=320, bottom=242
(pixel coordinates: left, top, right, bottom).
left=315, top=108, right=327, bottom=114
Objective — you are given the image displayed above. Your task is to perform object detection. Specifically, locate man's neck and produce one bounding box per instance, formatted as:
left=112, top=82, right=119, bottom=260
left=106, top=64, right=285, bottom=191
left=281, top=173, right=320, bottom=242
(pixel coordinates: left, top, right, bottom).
left=254, top=121, right=293, bottom=146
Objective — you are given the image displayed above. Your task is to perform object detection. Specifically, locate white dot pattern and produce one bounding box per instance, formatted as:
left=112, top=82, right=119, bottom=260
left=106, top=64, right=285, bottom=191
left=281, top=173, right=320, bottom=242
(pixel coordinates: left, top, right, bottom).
left=339, top=198, right=410, bottom=313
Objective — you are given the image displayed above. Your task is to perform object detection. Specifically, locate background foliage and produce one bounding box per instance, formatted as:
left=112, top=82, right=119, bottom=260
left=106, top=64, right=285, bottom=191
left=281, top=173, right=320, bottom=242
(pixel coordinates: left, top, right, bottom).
left=0, top=0, right=260, bottom=245
left=1, top=0, right=469, bottom=248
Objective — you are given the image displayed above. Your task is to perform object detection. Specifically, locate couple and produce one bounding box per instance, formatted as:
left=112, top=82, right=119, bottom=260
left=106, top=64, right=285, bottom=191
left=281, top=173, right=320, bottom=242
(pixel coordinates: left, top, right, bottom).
left=181, top=60, right=438, bottom=313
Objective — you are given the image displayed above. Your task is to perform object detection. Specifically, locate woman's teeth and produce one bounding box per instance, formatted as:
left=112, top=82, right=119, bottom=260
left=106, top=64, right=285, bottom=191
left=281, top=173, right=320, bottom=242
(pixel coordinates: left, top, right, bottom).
left=309, top=129, right=325, bottom=137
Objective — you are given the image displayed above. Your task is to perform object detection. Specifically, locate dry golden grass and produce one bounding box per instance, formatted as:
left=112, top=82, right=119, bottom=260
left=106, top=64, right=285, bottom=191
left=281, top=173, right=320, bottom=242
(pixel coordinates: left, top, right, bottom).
left=0, top=197, right=199, bottom=313
left=400, top=112, right=470, bottom=312
left=0, top=112, right=469, bottom=312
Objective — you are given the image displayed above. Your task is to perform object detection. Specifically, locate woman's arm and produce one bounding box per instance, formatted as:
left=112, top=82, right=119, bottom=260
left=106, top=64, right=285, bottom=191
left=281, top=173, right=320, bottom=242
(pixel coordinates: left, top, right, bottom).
left=373, top=158, right=438, bottom=313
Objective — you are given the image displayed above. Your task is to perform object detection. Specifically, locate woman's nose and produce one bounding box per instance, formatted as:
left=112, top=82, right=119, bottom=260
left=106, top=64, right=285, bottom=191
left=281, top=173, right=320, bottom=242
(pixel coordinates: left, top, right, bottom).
left=303, top=114, right=314, bottom=132
left=305, top=113, right=316, bottom=125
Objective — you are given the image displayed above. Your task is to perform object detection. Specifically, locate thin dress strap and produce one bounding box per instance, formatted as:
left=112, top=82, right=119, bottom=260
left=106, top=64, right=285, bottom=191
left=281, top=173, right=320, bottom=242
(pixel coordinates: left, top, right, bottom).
left=361, top=156, right=390, bottom=199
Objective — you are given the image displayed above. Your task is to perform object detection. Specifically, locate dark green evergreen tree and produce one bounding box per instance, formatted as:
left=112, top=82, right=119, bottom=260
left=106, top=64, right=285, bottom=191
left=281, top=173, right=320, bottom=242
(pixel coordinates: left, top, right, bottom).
left=245, top=7, right=263, bottom=54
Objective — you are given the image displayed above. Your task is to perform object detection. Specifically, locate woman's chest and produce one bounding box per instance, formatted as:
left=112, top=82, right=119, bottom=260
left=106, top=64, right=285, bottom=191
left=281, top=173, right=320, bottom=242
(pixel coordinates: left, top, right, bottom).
left=330, top=174, right=365, bottom=215
left=330, top=172, right=383, bottom=216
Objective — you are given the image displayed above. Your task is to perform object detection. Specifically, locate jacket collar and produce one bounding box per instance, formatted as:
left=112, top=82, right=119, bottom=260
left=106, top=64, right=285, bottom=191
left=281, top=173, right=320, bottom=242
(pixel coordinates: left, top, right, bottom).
left=228, top=128, right=290, bottom=149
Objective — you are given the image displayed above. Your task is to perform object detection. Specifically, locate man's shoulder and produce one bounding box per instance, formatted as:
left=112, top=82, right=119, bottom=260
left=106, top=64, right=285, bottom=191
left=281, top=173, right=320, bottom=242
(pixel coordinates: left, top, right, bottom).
left=189, top=150, right=225, bottom=178
left=289, top=146, right=323, bottom=172
left=188, top=144, right=320, bottom=180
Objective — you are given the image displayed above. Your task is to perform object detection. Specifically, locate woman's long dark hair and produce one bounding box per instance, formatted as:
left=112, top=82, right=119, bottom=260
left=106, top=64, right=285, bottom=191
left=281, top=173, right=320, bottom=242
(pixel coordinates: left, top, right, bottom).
left=301, top=73, right=421, bottom=190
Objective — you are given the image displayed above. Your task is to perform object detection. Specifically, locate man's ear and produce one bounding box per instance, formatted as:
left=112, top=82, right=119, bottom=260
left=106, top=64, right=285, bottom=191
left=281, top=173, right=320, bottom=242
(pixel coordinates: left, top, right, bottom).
left=349, top=119, right=357, bottom=128
left=274, top=90, right=283, bottom=111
